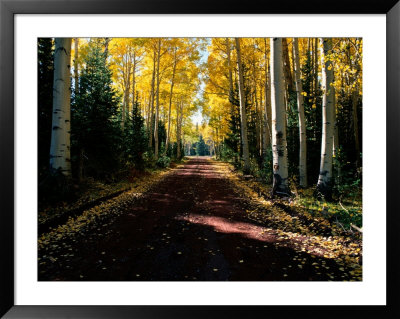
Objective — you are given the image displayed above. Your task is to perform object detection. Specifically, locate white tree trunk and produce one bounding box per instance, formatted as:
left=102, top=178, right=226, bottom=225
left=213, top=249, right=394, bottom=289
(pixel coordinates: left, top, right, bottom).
left=131, top=52, right=137, bottom=108
left=261, top=79, right=268, bottom=155
left=154, top=39, right=161, bottom=160
left=165, top=47, right=177, bottom=155
left=122, top=56, right=131, bottom=130
left=270, top=38, right=290, bottom=195
left=317, top=38, right=335, bottom=199
left=263, top=38, right=272, bottom=160
left=148, top=49, right=156, bottom=148
left=235, top=38, right=250, bottom=173
left=176, top=100, right=183, bottom=159
left=49, top=38, right=72, bottom=176
left=226, top=38, right=234, bottom=100
left=293, top=38, right=308, bottom=187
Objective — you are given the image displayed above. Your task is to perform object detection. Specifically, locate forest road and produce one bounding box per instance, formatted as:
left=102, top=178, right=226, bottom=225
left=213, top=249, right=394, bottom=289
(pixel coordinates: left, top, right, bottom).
left=42, top=157, right=350, bottom=281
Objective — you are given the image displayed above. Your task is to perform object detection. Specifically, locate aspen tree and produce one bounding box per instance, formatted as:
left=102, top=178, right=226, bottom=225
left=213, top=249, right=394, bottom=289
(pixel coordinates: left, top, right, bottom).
left=351, top=38, right=361, bottom=168
left=49, top=38, right=72, bottom=176
left=235, top=38, right=250, bottom=174
left=263, top=38, right=272, bottom=157
left=148, top=47, right=156, bottom=148
left=293, top=38, right=308, bottom=187
left=270, top=38, right=290, bottom=196
left=165, top=46, right=177, bottom=154
left=226, top=38, right=234, bottom=101
left=154, top=39, right=161, bottom=159
left=316, top=38, right=335, bottom=199
left=122, top=52, right=131, bottom=129
left=74, top=38, right=79, bottom=96
left=282, top=38, right=294, bottom=92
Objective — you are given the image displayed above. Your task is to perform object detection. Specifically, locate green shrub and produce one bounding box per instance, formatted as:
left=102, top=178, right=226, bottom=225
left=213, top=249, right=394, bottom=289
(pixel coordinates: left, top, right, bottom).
left=156, top=156, right=170, bottom=168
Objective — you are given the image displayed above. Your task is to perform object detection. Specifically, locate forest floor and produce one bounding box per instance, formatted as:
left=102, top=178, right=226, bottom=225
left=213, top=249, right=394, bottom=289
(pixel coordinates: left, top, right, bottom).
left=38, top=157, right=362, bottom=281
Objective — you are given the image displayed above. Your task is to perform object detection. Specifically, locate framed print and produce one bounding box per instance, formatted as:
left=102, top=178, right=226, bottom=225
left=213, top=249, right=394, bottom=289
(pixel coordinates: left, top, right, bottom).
left=1, top=0, right=399, bottom=318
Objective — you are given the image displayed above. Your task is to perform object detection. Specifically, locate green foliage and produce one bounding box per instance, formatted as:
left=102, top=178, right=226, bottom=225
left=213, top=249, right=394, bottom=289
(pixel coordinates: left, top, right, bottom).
left=143, top=150, right=155, bottom=166
left=121, top=101, right=147, bottom=169
left=225, top=85, right=241, bottom=161
left=156, top=155, right=171, bottom=168
left=301, top=51, right=323, bottom=186
left=335, top=91, right=362, bottom=181
left=196, top=134, right=208, bottom=156
left=189, top=143, right=197, bottom=156
left=72, top=43, right=121, bottom=180
left=286, top=89, right=300, bottom=180
left=297, top=191, right=362, bottom=230
left=166, top=143, right=174, bottom=158
left=260, top=146, right=273, bottom=184
left=148, top=119, right=167, bottom=154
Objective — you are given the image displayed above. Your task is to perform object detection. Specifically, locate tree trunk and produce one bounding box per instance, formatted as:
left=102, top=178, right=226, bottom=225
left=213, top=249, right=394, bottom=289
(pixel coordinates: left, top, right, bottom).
left=73, top=38, right=83, bottom=181
left=176, top=100, right=183, bottom=159
left=261, top=77, right=268, bottom=156
left=49, top=38, right=72, bottom=177
left=333, top=93, right=341, bottom=183
left=293, top=38, right=308, bottom=187
left=165, top=47, right=177, bottom=155
left=74, top=38, right=79, bottom=96
left=352, top=89, right=361, bottom=167
left=254, top=84, right=262, bottom=157
left=122, top=56, right=131, bottom=130
left=154, top=39, right=161, bottom=160
left=131, top=52, right=136, bottom=108
left=235, top=38, right=250, bottom=174
left=270, top=38, right=290, bottom=196
left=313, top=38, right=318, bottom=100
left=282, top=38, right=294, bottom=92
left=316, top=38, right=335, bottom=200
left=226, top=38, right=234, bottom=102
left=252, top=59, right=262, bottom=158
left=351, top=38, right=361, bottom=168
left=313, top=38, right=318, bottom=139
left=263, top=38, right=272, bottom=161
left=103, top=38, right=110, bottom=59
left=148, top=49, right=156, bottom=149
left=78, top=147, right=84, bottom=182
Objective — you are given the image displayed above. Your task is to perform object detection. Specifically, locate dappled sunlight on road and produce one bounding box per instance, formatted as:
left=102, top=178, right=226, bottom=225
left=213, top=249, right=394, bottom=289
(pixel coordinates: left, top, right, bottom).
left=176, top=213, right=341, bottom=259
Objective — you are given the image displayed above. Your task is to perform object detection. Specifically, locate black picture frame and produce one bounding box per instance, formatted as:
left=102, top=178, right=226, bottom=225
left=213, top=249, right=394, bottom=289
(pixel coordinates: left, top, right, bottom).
left=1, top=0, right=399, bottom=318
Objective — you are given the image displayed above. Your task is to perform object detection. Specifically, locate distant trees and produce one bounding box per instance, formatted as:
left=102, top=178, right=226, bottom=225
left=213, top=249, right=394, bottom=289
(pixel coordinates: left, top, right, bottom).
left=38, top=37, right=362, bottom=201
left=196, top=135, right=208, bottom=156
left=40, top=37, right=202, bottom=186
left=203, top=37, right=362, bottom=200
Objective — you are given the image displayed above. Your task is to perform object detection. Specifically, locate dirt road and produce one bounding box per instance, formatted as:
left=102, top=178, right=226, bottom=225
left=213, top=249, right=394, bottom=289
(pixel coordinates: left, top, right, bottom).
left=39, top=157, right=360, bottom=281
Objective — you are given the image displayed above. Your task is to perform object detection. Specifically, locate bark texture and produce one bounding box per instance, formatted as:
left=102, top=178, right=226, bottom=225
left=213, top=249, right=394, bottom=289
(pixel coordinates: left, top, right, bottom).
left=49, top=38, right=72, bottom=176
left=293, top=38, right=308, bottom=187
left=316, top=38, right=335, bottom=199
left=165, top=46, right=177, bottom=154
left=74, top=38, right=79, bottom=96
left=154, top=39, right=161, bottom=160
left=235, top=38, right=250, bottom=173
left=148, top=49, right=156, bottom=148
left=263, top=38, right=272, bottom=160
left=270, top=38, right=290, bottom=196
